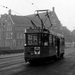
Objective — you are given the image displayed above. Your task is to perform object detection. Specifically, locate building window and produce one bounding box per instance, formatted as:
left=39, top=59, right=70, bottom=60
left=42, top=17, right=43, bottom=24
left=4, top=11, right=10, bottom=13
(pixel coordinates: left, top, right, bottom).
left=21, top=41, right=23, bottom=46
left=15, top=27, right=20, bottom=30
left=17, top=33, right=20, bottom=39
left=8, top=22, right=11, bottom=26
left=7, top=27, right=12, bottom=31
left=13, top=39, right=16, bottom=47
left=17, top=33, right=24, bottom=39
left=5, top=40, right=10, bottom=47
left=0, top=33, right=1, bottom=39
left=20, top=33, right=22, bottom=39
left=18, top=41, right=20, bottom=46
left=6, top=33, right=8, bottom=39
left=10, top=32, right=13, bottom=39
left=20, top=33, right=24, bottom=39
left=6, top=32, right=13, bottom=39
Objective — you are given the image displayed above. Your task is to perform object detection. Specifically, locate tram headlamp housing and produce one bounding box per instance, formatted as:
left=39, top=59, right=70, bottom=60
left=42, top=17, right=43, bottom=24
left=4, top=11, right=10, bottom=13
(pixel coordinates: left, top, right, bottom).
left=44, top=42, right=48, bottom=46
left=24, top=29, right=27, bottom=33
left=24, top=44, right=27, bottom=46
left=34, top=47, right=40, bottom=55
left=34, top=47, right=40, bottom=50
left=34, top=51, right=40, bottom=54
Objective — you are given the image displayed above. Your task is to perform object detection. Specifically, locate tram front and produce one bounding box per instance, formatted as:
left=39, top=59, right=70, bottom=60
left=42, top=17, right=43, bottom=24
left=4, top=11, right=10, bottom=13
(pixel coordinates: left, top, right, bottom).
left=24, top=28, right=41, bottom=62
left=24, top=28, right=49, bottom=63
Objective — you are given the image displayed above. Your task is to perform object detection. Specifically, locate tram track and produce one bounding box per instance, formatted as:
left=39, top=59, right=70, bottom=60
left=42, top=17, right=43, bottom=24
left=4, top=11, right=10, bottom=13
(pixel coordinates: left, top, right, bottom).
left=0, top=53, right=25, bottom=72
left=0, top=60, right=40, bottom=75
left=0, top=53, right=63, bottom=75
left=0, top=48, right=70, bottom=75
left=0, top=53, right=43, bottom=75
left=12, top=58, right=56, bottom=75
left=0, top=61, right=25, bottom=71
left=16, top=66, right=40, bottom=75
left=0, top=48, right=75, bottom=75
left=0, top=53, right=24, bottom=59
left=0, top=55, right=24, bottom=61
left=12, top=63, right=43, bottom=75
left=0, top=58, right=24, bottom=68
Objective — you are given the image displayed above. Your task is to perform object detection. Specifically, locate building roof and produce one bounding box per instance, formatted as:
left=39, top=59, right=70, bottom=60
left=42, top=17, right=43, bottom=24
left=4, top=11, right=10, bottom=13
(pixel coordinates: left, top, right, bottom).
left=10, top=7, right=60, bottom=28
left=11, top=15, right=31, bottom=24
left=11, top=12, right=51, bottom=27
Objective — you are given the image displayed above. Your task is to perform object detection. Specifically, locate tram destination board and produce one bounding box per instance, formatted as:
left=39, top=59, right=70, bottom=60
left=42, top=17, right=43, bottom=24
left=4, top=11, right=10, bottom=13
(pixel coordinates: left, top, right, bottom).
left=27, top=29, right=41, bottom=33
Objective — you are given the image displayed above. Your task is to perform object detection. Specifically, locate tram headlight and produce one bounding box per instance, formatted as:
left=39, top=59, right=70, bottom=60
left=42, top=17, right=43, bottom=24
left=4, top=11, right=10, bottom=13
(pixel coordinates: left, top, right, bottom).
left=44, top=42, right=48, bottom=46
left=34, top=47, right=40, bottom=55
left=24, top=44, right=26, bottom=46
left=24, top=29, right=27, bottom=33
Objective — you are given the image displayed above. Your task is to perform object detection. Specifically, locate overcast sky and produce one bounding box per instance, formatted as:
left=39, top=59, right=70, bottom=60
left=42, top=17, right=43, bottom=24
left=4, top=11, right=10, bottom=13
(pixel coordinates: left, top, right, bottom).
left=0, top=0, right=75, bottom=31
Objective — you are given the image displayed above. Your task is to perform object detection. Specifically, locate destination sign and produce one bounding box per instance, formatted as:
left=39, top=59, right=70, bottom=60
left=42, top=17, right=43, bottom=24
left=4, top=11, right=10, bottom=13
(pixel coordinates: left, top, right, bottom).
left=27, top=29, right=41, bottom=33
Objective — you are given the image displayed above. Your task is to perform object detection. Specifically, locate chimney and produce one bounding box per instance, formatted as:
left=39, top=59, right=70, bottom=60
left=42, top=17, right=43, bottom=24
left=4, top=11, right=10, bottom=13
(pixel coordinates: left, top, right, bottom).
left=8, top=9, right=11, bottom=15
left=52, top=7, right=55, bottom=12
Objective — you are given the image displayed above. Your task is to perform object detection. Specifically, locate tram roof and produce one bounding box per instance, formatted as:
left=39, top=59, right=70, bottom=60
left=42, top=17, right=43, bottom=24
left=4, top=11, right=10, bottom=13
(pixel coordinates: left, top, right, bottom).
left=49, top=30, right=64, bottom=38
left=25, top=28, right=64, bottom=38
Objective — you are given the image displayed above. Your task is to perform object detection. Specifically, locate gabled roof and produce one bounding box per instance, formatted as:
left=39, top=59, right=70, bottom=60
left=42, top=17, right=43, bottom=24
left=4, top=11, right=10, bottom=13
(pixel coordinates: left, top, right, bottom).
left=11, top=15, right=31, bottom=24
left=10, top=8, right=60, bottom=28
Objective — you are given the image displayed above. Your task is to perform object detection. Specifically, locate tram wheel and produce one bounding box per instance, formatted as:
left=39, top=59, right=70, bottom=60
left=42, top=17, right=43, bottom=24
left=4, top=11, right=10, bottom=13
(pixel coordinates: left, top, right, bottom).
left=60, top=53, right=64, bottom=58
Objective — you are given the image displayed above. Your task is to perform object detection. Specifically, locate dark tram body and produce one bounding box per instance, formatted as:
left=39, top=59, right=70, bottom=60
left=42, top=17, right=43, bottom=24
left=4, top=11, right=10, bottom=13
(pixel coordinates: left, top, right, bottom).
left=24, top=28, right=65, bottom=63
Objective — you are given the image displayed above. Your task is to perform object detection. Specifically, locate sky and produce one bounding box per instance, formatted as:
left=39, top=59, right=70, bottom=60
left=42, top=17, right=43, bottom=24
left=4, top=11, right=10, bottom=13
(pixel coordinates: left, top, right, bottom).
left=0, top=0, right=75, bottom=31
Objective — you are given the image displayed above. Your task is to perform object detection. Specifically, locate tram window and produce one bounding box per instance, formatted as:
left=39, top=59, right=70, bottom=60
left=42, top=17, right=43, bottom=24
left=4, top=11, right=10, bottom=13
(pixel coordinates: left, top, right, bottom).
left=60, top=38, right=65, bottom=46
left=27, top=34, right=38, bottom=45
left=43, top=34, right=49, bottom=46
left=60, top=38, right=62, bottom=45
left=61, top=38, right=65, bottom=46
left=24, top=33, right=26, bottom=44
left=39, top=34, right=41, bottom=45
left=28, top=35, right=32, bottom=45
left=53, top=36, right=55, bottom=46
left=55, top=37, right=58, bottom=46
left=44, top=34, right=48, bottom=41
left=55, top=37, right=56, bottom=45
left=33, top=36, right=38, bottom=45
left=49, top=34, right=52, bottom=45
left=63, top=38, right=65, bottom=45
left=28, top=35, right=32, bottom=40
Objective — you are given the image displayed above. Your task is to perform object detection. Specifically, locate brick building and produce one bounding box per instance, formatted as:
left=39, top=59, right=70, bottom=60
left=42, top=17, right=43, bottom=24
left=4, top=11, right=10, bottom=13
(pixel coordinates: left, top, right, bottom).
left=0, top=7, right=61, bottom=50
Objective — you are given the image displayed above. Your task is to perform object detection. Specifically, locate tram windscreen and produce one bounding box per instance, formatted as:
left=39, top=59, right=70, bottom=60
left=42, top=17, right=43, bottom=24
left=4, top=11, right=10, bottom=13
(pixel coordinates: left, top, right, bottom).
left=27, top=34, right=38, bottom=45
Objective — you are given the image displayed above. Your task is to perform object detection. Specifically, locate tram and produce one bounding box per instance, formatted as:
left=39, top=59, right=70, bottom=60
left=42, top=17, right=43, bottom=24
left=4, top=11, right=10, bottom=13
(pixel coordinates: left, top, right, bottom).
left=24, top=10, right=65, bottom=63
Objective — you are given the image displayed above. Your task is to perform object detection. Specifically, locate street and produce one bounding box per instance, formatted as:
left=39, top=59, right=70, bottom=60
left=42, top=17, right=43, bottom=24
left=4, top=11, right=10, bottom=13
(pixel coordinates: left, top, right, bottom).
left=0, top=47, right=75, bottom=75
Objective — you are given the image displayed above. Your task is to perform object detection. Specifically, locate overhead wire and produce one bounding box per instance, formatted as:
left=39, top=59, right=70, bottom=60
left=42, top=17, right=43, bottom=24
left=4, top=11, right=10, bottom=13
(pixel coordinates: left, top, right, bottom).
left=25, top=0, right=39, bottom=9
left=0, top=2, right=52, bottom=29
left=0, top=4, right=41, bottom=26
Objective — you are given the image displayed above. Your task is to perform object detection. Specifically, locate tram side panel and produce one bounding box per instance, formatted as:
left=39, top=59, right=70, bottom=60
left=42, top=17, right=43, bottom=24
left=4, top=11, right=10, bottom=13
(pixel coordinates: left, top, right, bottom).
left=48, top=35, right=57, bottom=57
left=49, top=46, right=57, bottom=57
left=60, top=38, right=65, bottom=55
